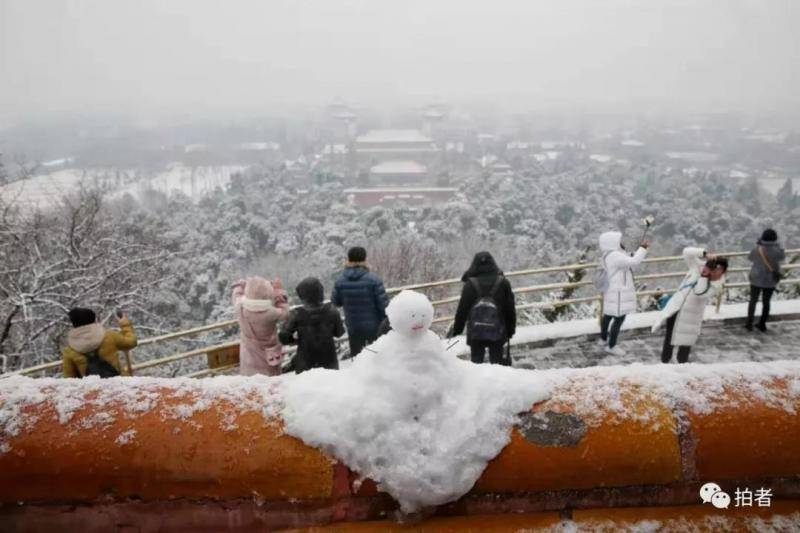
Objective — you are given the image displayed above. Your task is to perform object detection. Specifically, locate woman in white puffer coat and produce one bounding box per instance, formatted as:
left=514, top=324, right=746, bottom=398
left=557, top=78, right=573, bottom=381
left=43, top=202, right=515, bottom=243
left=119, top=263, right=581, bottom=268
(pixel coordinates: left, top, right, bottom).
left=598, top=231, right=649, bottom=356
left=651, top=247, right=728, bottom=363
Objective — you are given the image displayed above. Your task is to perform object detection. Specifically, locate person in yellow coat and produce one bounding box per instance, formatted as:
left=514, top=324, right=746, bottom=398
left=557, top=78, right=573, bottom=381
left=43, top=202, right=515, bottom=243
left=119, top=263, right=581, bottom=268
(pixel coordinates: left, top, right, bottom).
left=61, top=308, right=138, bottom=378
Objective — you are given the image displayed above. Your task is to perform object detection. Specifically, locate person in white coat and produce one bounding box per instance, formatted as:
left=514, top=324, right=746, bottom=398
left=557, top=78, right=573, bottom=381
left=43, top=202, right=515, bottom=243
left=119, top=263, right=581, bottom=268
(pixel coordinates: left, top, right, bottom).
left=598, top=231, right=649, bottom=356
left=652, top=247, right=728, bottom=363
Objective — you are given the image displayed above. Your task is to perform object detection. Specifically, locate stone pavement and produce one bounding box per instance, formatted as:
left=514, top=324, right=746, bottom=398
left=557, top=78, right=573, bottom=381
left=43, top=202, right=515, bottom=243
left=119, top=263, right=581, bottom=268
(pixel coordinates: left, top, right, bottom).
left=512, top=317, right=800, bottom=370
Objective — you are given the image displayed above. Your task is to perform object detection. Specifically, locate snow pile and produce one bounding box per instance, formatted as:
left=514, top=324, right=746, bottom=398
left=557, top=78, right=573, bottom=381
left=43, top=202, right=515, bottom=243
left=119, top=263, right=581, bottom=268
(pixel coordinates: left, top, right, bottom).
left=280, top=290, right=551, bottom=513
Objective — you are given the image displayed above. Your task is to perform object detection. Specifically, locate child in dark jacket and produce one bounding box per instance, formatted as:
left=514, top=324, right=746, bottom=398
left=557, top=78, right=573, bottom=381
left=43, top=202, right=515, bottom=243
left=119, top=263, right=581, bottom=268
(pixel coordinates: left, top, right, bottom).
left=279, top=277, right=345, bottom=373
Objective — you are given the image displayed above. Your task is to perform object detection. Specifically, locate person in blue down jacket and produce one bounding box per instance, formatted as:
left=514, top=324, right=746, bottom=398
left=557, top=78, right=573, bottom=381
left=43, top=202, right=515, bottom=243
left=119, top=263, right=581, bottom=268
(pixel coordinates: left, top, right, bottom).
left=746, top=228, right=786, bottom=332
left=332, top=246, right=389, bottom=357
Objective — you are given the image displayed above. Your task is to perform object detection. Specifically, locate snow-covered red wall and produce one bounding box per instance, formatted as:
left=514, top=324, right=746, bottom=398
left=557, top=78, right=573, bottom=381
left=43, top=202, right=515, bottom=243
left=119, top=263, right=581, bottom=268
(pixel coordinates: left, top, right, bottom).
left=1, top=361, right=799, bottom=530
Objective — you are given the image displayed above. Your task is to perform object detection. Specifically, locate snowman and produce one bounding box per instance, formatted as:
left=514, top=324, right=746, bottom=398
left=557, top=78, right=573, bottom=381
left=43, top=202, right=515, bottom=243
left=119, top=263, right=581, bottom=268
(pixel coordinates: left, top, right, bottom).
left=280, top=289, right=545, bottom=514
left=355, top=290, right=459, bottom=419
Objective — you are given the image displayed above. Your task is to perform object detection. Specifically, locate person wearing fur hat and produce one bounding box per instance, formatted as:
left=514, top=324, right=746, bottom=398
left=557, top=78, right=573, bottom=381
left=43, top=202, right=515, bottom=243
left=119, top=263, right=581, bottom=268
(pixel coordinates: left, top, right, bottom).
left=232, top=276, right=290, bottom=376
left=597, top=231, right=649, bottom=357
left=746, top=228, right=786, bottom=332
left=279, top=277, right=345, bottom=373
left=332, top=246, right=389, bottom=357
left=61, top=308, right=138, bottom=378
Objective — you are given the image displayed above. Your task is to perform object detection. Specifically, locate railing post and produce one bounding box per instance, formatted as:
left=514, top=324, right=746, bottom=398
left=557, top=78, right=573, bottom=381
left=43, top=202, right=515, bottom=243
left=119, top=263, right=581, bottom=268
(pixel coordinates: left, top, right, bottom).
left=598, top=296, right=604, bottom=327
left=124, top=350, right=134, bottom=376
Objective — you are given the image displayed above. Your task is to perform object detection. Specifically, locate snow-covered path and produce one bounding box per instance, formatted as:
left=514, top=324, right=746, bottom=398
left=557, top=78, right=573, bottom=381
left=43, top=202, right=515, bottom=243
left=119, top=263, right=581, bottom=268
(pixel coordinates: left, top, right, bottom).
left=444, top=299, right=800, bottom=369
left=513, top=317, right=800, bottom=369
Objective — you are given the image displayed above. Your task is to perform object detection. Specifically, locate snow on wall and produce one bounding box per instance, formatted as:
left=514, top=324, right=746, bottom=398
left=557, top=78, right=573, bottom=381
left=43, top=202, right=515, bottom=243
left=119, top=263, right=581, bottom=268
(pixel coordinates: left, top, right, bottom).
left=1, top=357, right=799, bottom=512
left=0, top=375, right=282, bottom=454
left=543, top=512, right=800, bottom=532
left=541, top=360, right=800, bottom=429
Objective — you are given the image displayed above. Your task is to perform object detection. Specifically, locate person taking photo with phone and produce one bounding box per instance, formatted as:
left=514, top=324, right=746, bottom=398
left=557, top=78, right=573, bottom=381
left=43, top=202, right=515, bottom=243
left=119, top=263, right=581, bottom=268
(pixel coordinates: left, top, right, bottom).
left=62, top=308, right=138, bottom=378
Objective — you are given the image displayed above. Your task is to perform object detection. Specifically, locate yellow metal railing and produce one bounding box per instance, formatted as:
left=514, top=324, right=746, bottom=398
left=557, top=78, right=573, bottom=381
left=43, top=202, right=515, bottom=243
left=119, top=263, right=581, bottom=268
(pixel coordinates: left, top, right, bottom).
left=5, top=249, right=799, bottom=378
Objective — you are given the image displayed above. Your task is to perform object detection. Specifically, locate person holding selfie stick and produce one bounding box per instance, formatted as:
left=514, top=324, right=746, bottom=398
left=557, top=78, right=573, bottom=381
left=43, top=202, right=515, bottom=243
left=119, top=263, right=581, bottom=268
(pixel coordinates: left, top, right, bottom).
left=596, top=228, right=650, bottom=357
left=61, top=308, right=138, bottom=378
left=652, top=247, right=728, bottom=363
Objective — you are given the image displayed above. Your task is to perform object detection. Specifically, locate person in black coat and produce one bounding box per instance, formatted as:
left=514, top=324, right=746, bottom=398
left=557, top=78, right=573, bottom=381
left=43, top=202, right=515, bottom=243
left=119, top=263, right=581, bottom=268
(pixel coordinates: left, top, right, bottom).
left=279, top=277, right=345, bottom=373
left=449, top=251, right=516, bottom=365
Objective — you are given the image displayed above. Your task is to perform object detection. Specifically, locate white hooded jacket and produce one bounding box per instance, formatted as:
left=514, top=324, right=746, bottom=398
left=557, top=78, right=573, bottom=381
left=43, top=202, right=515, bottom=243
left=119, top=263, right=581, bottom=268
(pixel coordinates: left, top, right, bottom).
left=598, top=231, right=647, bottom=317
left=651, top=247, right=723, bottom=347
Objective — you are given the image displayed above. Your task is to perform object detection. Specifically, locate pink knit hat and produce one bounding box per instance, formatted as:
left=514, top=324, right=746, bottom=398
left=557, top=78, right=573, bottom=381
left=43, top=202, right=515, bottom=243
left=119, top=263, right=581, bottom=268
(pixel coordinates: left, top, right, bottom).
left=244, top=276, right=274, bottom=300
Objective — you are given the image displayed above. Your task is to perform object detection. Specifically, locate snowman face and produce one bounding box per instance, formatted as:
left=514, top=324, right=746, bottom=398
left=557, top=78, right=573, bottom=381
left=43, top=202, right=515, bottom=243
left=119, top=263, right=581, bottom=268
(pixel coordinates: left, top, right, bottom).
left=386, top=290, right=434, bottom=338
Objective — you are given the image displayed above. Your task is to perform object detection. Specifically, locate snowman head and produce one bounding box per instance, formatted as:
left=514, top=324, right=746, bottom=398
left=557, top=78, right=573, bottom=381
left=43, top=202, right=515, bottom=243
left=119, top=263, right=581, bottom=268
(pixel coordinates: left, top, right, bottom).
left=386, top=290, right=434, bottom=339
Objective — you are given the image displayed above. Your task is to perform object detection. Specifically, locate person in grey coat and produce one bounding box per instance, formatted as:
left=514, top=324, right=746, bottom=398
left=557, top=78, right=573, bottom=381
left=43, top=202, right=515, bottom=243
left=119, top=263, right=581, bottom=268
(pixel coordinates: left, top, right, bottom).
left=746, top=228, right=786, bottom=332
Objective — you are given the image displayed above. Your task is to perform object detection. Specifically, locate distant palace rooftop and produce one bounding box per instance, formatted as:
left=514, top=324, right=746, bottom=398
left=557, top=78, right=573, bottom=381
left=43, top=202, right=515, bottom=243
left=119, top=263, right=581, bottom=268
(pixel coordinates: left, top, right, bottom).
left=369, top=160, right=428, bottom=175
left=356, top=129, right=433, bottom=144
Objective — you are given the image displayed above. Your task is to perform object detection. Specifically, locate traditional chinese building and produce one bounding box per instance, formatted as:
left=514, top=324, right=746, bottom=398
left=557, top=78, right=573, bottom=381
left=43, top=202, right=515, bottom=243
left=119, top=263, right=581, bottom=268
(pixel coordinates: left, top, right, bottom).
left=368, top=160, right=428, bottom=186
left=354, top=130, right=438, bottom=170
left=343, top=187, right=457, bottom=207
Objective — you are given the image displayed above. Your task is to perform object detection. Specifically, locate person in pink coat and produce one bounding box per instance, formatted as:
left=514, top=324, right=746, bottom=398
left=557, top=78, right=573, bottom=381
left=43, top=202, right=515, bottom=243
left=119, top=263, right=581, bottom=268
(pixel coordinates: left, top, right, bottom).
left=232, top=276, right=290, bottom=376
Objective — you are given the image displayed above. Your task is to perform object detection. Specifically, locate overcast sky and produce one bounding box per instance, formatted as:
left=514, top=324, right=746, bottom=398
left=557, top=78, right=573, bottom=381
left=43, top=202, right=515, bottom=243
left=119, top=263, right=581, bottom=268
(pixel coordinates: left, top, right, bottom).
left=1, top=0, right=798, bottom=119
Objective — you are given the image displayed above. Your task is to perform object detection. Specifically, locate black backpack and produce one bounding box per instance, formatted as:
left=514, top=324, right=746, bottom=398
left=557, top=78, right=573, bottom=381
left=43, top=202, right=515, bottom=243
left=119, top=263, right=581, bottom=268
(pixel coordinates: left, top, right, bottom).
left=299, top=307, right=333, bottom=353
left=467, top=276, right=506, bottom=343
left=83, top=349, right=120, bottom=378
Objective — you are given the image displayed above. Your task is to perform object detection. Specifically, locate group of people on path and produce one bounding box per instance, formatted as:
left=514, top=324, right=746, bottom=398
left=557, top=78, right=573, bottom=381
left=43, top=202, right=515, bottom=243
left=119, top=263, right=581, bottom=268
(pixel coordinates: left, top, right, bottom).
left=59, top=228, right=786, bottom=378
left=230, top=246, right=387, bottom=375
left=230, top=246, right=516, bottom=375
left=597, top=228, right=786, bottom=364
